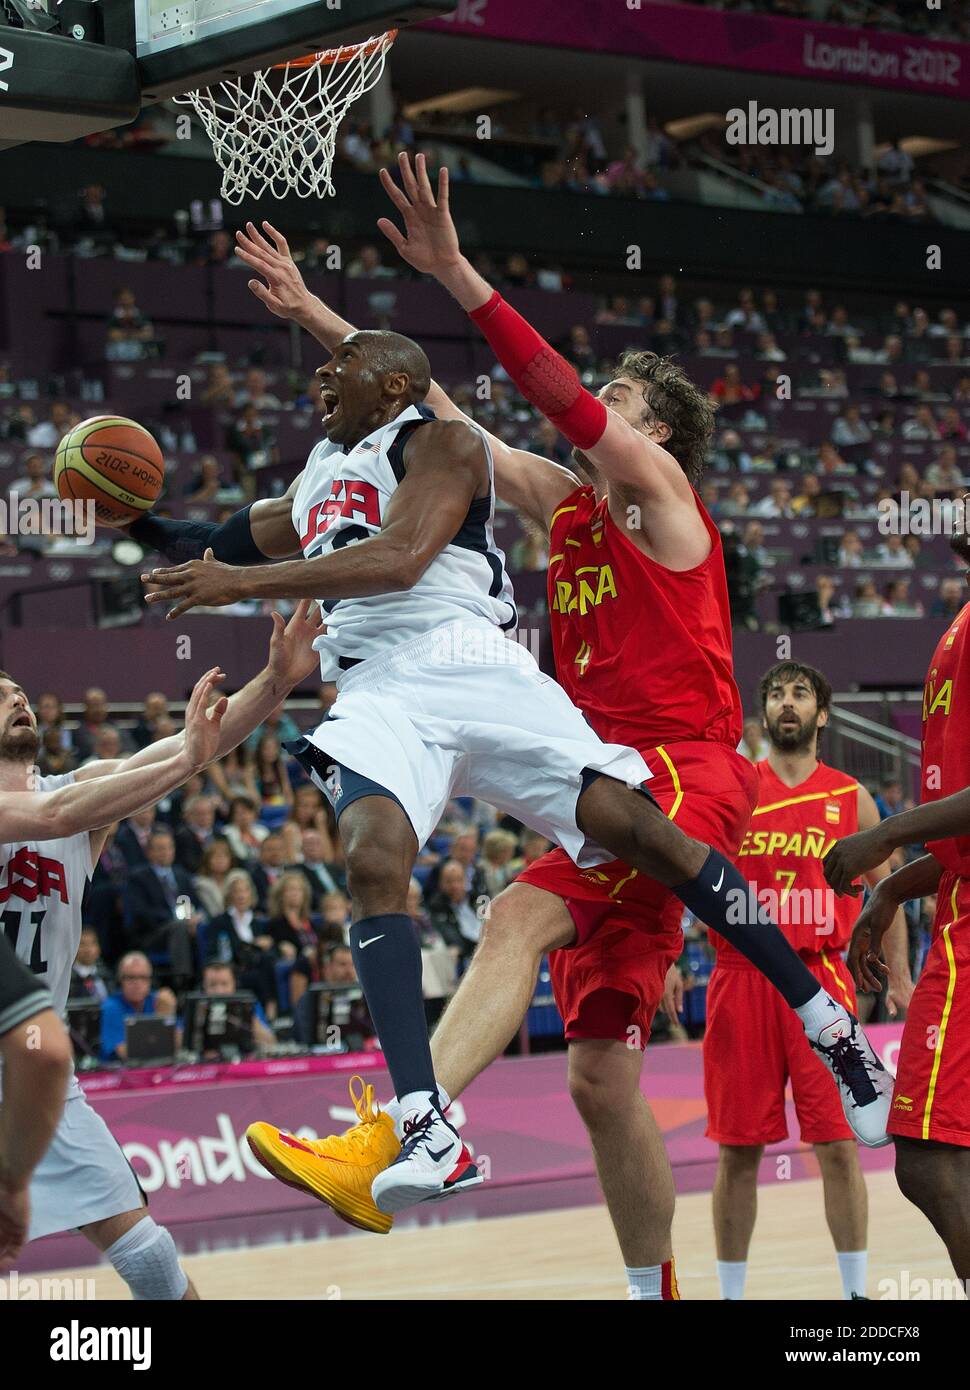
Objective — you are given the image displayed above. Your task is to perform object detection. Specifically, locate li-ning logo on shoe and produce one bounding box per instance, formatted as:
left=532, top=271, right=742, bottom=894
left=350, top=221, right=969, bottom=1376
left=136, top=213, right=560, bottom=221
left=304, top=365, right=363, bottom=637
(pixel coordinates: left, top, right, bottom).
left=324, top=763, right=343, bottom=803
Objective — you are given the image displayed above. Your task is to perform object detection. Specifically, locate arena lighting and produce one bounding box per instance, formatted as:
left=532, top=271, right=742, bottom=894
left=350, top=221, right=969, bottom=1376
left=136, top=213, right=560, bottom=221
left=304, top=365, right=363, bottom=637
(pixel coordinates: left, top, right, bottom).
left=873, top=137, right=960, bottom=159
left=403, top=87, right=520, bottom=119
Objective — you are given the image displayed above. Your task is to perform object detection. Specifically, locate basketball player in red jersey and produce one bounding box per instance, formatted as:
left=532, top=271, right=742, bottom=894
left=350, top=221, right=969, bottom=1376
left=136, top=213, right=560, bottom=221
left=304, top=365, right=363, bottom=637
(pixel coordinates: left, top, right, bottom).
left=704, top=661, right=912, bottom=1301
left=824, top=526, right=970, bottom=1282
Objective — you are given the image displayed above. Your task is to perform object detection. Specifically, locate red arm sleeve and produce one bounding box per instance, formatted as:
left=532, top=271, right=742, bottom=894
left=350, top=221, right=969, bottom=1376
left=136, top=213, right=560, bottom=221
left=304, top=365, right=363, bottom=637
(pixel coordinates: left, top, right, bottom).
left=469, top=291, right=608, bottom=450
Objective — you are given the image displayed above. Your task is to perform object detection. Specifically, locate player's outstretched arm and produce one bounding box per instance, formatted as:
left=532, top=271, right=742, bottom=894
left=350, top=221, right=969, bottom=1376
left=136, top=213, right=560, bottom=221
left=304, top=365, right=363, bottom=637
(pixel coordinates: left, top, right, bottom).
left=378, top=152, right=689, bottom=501
left=75, top=602, right=324, bottom=783
left=825, top=784, right=970, bottom=895
left=127, top=471, right=304, bottom=566
left=143, top=422, right=487, bottom=617
left=237, top=219, right=576, bottom=530
left=0, top=670, right=227, bottom=843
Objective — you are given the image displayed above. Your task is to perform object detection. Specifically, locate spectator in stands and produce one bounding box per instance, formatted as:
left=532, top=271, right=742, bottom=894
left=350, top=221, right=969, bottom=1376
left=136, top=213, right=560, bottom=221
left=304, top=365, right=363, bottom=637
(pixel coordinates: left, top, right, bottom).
left=69, top=926, right=113, bottom=1004
left=201, top=363, right=236, bottom=408
left=75, top=183, right=111, bottom=240
left=99, top=952, right=177, bottom=1063
left=130, top=692, right=169, bottom=750
left=268, top=872, right=326, bottom=1007
left=184, top=454, right=243, bottom=504
left=755, top=332, right=786, bottom=362
left=925, top=445, right=966, bottom=494
left=878, top=139, right=914, bottom=187
left=226, top=403, right=278, bottom=474
left=7, top=453, right=57, bottom=516
left=38, top=726, right=75, bottom=777
left=26, top=401, right=74, bottom=449
left=318, top=888, right=351, bottom=940
left=816, top=441, right=854, bottom=479
left=724, top=288, right=766, bottom=335
left=881, top=578, right=923, bottom=617
left=872, top=408, right=897, bottom=439
left=792, top=473, right=823, bottom=515
left=874, top=778, right=909, bottom=821
left=72, top=686, right=111, bottom=762
left=250, top=831, right=289, bottom=909
left=35, top=691, right=72, bottom=750
left=204, top=871, right=276, bottom=1013
left=283, top=789, right=340, bottom=869
left=252, top=730, right=294, bottom=827
left=115, top=805, right=157, bottom=869
left=81, top=725, right=123, bottom=767
left=742, top=519, right=772, bottom=570
left=832, top=404, right=872, bottom=450
left=480, top=828, right=519, bottom=900
left=738, top=716, right=769, bottom=764
left=346, top=243, right=395, bottom=278
left=427, top=858, right=482, bottom=963
left=711, top=428, right=752, bottom=474
left=200, top=962, right=276, bottom=1053
left=193, top=837, right=237, bottom=920
left=289, top=829, right=343, bottom=907
left=223, top=794, right=269, bottom=863
left=902, top=404, right=940, bottom=441
left=720, top=480, right=751, bottom=517
left=245, top=702, right=301, bottom=753
left=106, top=287, right=157, bottom=362
left=816, top=573, right=849, bottom=626
left=173, top=794, right=218, bottom=874
left=838, top=530, right=868, bottom=567
left=851, top=578, right=882, bottom=617
left=953, top=376, right=970, bottom=405
left=710, top=362, right=759, bottom=407
left=125, top=829, right=202, bottom=990
left=752, top=478, right=794, bottom=519
left=938, top=406, right=968, bottom=443
left=234, top=367, right=281, bottom=412
left=931, top=576, right=965, bottom=621
left=903, top=536, right=925, bottom=568
left=874, top=534, right=914, bottom=567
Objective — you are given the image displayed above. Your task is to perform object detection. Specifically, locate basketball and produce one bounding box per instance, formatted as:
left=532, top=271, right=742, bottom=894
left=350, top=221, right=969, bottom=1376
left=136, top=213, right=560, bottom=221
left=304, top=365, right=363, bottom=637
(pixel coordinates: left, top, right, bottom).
left=54, top=415, right=164, bottom=526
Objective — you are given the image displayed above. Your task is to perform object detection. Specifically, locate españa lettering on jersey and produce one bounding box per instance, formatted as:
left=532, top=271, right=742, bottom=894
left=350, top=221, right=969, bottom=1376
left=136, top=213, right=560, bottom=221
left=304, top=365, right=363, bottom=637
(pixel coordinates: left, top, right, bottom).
left=547, top=485, right=742, bottom=749
left=710, top=759, right=862, bottom=962
left=921, top=601, right=970, bottom=875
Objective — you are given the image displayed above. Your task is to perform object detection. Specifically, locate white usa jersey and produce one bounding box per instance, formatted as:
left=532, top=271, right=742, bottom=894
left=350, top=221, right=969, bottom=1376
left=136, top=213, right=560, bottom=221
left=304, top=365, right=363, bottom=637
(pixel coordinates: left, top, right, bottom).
left=292, top=404, right=517, bottom=678
left=1, top=773, right=94, bottom=1020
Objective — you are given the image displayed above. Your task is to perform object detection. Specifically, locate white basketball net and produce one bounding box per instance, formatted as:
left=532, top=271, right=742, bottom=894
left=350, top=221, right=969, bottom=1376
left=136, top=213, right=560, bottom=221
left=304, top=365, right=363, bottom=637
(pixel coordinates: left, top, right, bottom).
left=175, top=30, right=397, bottom=205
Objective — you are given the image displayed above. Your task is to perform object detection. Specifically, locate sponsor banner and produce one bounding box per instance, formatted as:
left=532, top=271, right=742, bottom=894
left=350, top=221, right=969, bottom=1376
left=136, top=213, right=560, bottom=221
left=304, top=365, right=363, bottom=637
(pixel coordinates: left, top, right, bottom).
left=428, top=1, right=969, bottom=100
left=36, top=1025, right=903, bottom=1236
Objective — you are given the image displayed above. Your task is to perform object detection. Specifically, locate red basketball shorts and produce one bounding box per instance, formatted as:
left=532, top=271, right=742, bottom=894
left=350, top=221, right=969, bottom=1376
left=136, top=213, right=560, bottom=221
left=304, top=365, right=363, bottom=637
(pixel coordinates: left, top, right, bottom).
left=890, top=869, right=970, bottom=1148
left=517, top=741, right=758, bottom=1047
left=703, top=949, right=857, bottom=1146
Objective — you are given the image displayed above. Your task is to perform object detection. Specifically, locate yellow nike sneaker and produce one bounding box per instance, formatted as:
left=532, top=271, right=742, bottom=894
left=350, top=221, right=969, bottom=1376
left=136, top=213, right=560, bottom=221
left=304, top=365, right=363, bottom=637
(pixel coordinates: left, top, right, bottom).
left=246, top=1076, right=400, bottom=1234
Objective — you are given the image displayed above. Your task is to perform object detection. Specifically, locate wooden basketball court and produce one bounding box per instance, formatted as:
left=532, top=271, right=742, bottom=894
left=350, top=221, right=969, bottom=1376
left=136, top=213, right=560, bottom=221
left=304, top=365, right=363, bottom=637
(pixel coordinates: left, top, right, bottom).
left=28, top=1169, right=956, bottom=1301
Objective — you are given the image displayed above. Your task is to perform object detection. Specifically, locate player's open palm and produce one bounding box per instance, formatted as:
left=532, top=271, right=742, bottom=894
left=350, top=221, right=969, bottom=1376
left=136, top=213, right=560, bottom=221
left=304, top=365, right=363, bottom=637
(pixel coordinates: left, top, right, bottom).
left=183, top=666, right=229, bottom=769
left=236, top=220, right=313, bottom=321
left=267, top=599, right=327, bottom=688
left=378, top=152, right=462, bottom=275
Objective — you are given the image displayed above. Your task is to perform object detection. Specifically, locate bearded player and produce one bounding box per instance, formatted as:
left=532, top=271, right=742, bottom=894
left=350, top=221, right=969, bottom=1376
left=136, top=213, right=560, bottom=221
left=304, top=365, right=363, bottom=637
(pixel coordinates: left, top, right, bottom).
left=704, top=661, right=912, bottom=1301
left=825, top=521, right=970, bottom=1283
left=158, top=162, right=895, bottom=1295
left=0, top=602, right=321, bottom=1298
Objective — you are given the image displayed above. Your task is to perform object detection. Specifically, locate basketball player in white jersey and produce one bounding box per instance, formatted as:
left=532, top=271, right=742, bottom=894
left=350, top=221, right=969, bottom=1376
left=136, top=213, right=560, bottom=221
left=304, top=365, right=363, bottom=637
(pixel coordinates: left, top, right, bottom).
left=139, top=299, right=889, bottom=1220
left=0, top=601, right=322, bottom=1296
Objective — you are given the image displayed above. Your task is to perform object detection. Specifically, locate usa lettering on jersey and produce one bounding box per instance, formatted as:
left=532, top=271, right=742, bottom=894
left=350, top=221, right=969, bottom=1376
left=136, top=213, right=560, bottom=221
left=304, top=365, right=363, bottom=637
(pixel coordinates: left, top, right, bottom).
left=0, top=847, right=69, bottom=905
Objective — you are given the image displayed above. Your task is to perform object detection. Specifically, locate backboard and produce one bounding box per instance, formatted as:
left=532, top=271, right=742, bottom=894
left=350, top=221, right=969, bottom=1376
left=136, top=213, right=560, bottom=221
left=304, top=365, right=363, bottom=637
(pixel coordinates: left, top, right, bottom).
left=134, top=0, right=450, bottom=101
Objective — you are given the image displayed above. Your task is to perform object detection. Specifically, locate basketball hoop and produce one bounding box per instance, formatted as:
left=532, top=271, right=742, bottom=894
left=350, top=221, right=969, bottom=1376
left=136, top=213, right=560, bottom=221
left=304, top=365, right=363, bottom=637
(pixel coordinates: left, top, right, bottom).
left=175, top=30, right=398, bottom=205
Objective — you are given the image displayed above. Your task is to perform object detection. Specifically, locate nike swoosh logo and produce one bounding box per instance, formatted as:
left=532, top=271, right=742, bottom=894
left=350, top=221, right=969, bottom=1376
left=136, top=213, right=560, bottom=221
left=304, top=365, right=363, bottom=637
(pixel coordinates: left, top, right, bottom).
left=358, top=934, right=385, bottom=949
left=712, top=869, right=725, bottom=892
left=427, top=1145, right=454, bottom=1162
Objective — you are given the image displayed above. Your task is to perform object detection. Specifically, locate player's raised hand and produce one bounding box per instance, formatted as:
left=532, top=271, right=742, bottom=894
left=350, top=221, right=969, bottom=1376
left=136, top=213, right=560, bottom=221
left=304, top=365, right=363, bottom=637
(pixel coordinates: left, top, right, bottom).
left=142, top=548, right=243, bottom=620
left=822, top=822, right=891, bottom=896
left=266, top=599, right=327, bottom=688
left=236, top=221, right=314, bottom=322
left=378, top=152, right=462, bottom=275
left=183, top=665, right=229, bottom=769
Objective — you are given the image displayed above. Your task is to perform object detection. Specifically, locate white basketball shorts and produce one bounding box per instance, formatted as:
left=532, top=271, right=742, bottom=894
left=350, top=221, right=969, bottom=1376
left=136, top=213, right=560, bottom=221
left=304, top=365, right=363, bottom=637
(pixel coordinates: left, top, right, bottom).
left=300, top=620, right=650, bottom=867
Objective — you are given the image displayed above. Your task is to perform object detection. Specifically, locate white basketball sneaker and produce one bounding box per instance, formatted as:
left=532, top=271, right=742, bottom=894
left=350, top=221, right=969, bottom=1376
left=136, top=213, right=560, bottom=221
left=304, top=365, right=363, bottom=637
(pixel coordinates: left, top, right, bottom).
left=807, top=1008, right=894, bottom=1147
left=371, top=1106, right=483, bottom=1214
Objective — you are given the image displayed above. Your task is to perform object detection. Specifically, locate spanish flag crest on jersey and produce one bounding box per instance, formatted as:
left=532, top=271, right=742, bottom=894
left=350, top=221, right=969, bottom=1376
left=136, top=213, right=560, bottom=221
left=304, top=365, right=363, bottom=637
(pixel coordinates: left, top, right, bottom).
left=824, top=801, right=841, bottom=823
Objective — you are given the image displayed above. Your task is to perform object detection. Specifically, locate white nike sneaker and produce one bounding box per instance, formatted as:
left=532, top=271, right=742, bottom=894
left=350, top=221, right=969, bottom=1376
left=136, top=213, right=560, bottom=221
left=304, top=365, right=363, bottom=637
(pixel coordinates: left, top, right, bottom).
left=371, top=1107, right=483, bottom=1214
left=807, top=1009, right=894, bottom=1147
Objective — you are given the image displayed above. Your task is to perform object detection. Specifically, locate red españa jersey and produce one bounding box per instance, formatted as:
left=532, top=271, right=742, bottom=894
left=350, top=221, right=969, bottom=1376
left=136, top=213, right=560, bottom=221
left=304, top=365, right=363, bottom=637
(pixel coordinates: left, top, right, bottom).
left=921, top=600, right=970, bottom=876
left=547, top=486, right=742, bottom=749
left=710, top=759, right=861, bottom=962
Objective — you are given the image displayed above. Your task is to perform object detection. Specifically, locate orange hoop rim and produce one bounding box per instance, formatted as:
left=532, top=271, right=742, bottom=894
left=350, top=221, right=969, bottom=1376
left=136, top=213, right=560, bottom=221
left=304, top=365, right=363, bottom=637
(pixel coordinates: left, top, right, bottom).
left=271, top=28, right=398, bottom=72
